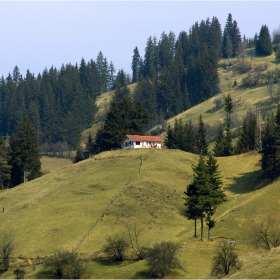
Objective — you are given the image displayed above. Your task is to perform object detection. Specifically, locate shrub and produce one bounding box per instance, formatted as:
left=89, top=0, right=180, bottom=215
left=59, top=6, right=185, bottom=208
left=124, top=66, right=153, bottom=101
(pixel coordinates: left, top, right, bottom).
left=44, top=250, right=85, bottom=279
left=147, top=241, right=183, bottom=278
left=211, top=241, right=241, bottom=277
left=103, top=234, right=129, bottom=262
left=250, top=215, right=280, bottom=250
left=13, top=268, right=26, bottom=279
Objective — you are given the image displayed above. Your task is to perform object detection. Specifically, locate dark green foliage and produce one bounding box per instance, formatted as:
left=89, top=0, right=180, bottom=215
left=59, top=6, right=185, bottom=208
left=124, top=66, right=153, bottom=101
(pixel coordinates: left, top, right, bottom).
left=235, top=110, right=257, bottom=154
left=256, top=25, right=273, bottom=56
left=13, top=268, right=26, bottom=279
left=211, top=241, right=241, bottom=277
left=84, top=132, right=95, bottom=158
left=0, top=230, right=15, bottom=271
left=222, top=13, right=242, bottom=59
left=260, top=106, right=280, bottom=178
left=131, top=47, right=141, bottom=83
left=196, top=114, right=208, bottom=155
left=223, top=94, right=233, bottom=156
left=147, top=241, right=183, bottom=278
left=164, top=117, right=203, bottom=154
left=103, top=234, right=129, bottom=262
left=9, top=116, right=41, bottom=187
left=0, top=53, right=112, bottom=149
left=134, top=17, right=221, bottom=122
left=74, top=147, right=85, bottom=163
left=275, top=44, right=280, bottom=64
left=184, top=154, right=226, bottom=240
left=213, top=124, right=226, bottom=157
left=0, top=137, right=11, bottom=189
left=44, top=250, right=85, bottom=279
left=93, top=93, right=148, bottom=153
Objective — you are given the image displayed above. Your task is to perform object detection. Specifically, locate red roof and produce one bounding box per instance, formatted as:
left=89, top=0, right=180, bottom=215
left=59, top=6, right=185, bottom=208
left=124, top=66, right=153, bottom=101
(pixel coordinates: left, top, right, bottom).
left=123, top=135, right=163, bottom=143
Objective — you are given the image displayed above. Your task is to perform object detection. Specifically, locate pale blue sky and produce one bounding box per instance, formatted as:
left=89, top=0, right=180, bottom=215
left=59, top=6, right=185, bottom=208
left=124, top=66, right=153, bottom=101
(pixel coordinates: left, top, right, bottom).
left=0, top=1, right=279, bottom=78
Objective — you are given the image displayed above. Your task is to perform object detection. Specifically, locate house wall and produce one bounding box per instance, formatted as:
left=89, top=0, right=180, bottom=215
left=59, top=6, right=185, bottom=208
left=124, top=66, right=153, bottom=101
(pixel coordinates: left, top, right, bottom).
left=122, top=138, right=162, bottom=149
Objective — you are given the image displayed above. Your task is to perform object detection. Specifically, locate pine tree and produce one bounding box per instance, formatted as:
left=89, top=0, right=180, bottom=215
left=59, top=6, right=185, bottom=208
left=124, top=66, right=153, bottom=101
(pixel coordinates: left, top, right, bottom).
left=260, top=106, right=280, bottom=178
left=223, top=94, right=233, bottom=156
left=132, top=47, right=141, bottom=83
left=93, top=96, right=148, bottom=153
left=256, top=25, right=273, bottom=56
left=196, top=114, right=208, bottom=155
left=9, top=116, right=41, bottom=187
left=184, top=154, right=226, bottom=240
left=84, top=132, right=95, bottom=158
left=213, top=124, right=226, bottom=157
left=0, top=137, right=11, bottom=189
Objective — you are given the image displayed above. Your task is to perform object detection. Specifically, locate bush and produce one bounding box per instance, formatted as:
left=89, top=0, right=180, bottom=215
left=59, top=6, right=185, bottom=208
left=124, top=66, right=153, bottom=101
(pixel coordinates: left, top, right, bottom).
left=44, top=250, right=85, bottom=279
left=147, top=241, right=183, bottom=278
left=211, top=241, right=241, bottom=277
left=103, top=234, right=129, bottom=262
left=0, top=230, right=15, bottom=270
left=13, top=268, right=26, bottom=279
left=250, top=215, right=280, bottom=250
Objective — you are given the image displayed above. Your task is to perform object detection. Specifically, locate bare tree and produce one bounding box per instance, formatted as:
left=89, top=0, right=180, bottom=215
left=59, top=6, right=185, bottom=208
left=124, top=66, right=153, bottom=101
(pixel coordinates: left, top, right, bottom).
left=211, top=241, right=241, bottom=277
left=0, top=230, right=15, bottom=270
left=250, top=215, right=280, bottom=250
left=126, top=224, right=149, bottom=260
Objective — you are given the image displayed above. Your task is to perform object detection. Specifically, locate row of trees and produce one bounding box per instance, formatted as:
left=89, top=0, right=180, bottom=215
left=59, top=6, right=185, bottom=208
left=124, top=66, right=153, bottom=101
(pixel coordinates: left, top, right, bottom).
left=0, top=116, right=41, bottom=188
left=0, top=52, right=116, bottom=149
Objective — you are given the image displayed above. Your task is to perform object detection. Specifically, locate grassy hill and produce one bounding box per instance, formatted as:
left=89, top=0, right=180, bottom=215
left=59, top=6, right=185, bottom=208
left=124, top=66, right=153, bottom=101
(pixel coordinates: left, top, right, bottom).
left=1, top=148, right=280, bottom=278
left=82, top=49, right=279, bottom=150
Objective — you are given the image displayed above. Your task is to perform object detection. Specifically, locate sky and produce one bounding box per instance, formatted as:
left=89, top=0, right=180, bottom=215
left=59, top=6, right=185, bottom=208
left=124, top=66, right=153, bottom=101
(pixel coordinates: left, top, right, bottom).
left=0, top=1, right=280, bottom=79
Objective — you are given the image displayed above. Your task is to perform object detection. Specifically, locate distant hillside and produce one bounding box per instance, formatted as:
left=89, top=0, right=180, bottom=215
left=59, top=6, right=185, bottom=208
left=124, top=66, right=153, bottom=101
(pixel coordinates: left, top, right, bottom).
left=1, top=148, right=280, bottom=278
left=84, top=49, right=279, bottom=150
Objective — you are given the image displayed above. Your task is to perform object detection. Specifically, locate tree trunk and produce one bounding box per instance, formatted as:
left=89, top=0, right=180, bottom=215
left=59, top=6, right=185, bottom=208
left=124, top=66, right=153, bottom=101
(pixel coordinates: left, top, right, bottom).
left=200, top=215, right=204, bottom=241
left=194, top=217, right=197, bottom=238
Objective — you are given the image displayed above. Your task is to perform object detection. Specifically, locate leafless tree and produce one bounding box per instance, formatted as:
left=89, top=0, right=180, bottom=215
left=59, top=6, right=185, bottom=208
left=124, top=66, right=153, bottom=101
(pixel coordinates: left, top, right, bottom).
left=126, top=224, right=149, bottom=260
left=0, top=230, right=15, bottom=270
left=211, top=241, right=241, bottom=277
left=250, top=215, right=280, bottom=250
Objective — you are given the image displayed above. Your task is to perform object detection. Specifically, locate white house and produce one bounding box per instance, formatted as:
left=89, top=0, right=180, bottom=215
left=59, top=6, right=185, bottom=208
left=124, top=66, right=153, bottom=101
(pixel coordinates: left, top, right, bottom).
left=121, top=135, right=163, bottom=149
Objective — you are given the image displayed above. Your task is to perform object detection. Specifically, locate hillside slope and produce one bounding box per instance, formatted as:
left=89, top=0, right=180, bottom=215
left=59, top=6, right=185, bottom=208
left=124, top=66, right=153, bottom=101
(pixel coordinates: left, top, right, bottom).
left=1, top=149, right=280, bottom=278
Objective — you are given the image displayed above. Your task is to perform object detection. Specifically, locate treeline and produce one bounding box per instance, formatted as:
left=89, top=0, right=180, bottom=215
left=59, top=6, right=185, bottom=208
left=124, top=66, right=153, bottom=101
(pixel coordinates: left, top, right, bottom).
left=0, top=52, right=116, bottom=149
left=132, top=14, right=243, bottom=129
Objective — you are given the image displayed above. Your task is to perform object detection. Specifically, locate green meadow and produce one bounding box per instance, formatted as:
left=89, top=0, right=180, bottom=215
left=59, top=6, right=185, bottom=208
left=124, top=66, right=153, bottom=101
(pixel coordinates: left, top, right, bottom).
left=1, top=49, right=280, bottom=278
left=1, top=148, right=280, bottom=278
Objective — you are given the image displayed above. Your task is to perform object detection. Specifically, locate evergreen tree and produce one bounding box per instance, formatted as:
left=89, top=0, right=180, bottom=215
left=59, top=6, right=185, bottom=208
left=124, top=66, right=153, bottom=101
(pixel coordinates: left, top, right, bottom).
left=213, top=124, right=226, bottom=157
left=223, top=94, right=233, bottom=156
left=74, top=147, right=85, bottom=163
left=256, top=25, right=273, bottom=56
left=196, top=114, right=208, bottom=155
left=84, top=132, right=95, bottom=158
left=222, top=13, right=241, bottom=59
left=131, top=47, right=141, bottom=83
left=260, top=106, right=280, bottom=178
left=9, top=116, right=41, bottom=187
left=184, top=154, right=226, bottom=240
left=93, top=96, right=148, bottom=153
left=0, top=137, right=11, bottom=189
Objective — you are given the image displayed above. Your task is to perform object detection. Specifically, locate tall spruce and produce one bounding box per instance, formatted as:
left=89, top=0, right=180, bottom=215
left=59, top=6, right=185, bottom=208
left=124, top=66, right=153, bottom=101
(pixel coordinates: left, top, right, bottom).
left=256, top=25, right=273, bottom=56
left=131, top=47, right=141, bottom=83
left=223, top=94, right=233, bottom=156
left=213, top=124, right=226, bottom=157
left=9, top=116, right=41, bottom=187
left=260, top=106, right=280, bottom=178
left=0, top=137, right=11, bottom=189
left=196, top=114, right=208, bottom=155
left=93, top=93, right=148, bottom=153
left=184, top=154, right=226, bottom=240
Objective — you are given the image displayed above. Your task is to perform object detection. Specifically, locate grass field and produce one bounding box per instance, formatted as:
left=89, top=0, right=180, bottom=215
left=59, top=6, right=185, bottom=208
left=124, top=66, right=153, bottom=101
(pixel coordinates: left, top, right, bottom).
left=1, top=148, right=280, bottom=278
left=1, top=50, right=280, bottom=278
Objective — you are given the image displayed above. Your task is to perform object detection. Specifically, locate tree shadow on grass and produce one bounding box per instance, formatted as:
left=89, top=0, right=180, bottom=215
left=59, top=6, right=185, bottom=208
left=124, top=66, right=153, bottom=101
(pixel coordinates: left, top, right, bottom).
left=93, top=256, right=130, bottom=267
left=225, top=169, right=272, bottom=194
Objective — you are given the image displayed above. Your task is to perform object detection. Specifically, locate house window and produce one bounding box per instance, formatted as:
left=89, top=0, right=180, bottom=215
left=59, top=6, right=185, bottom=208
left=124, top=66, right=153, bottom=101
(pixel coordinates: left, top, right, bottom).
left=136, top=141, right=140, bottom=145
left=125, top=142, right=128, bottom=147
